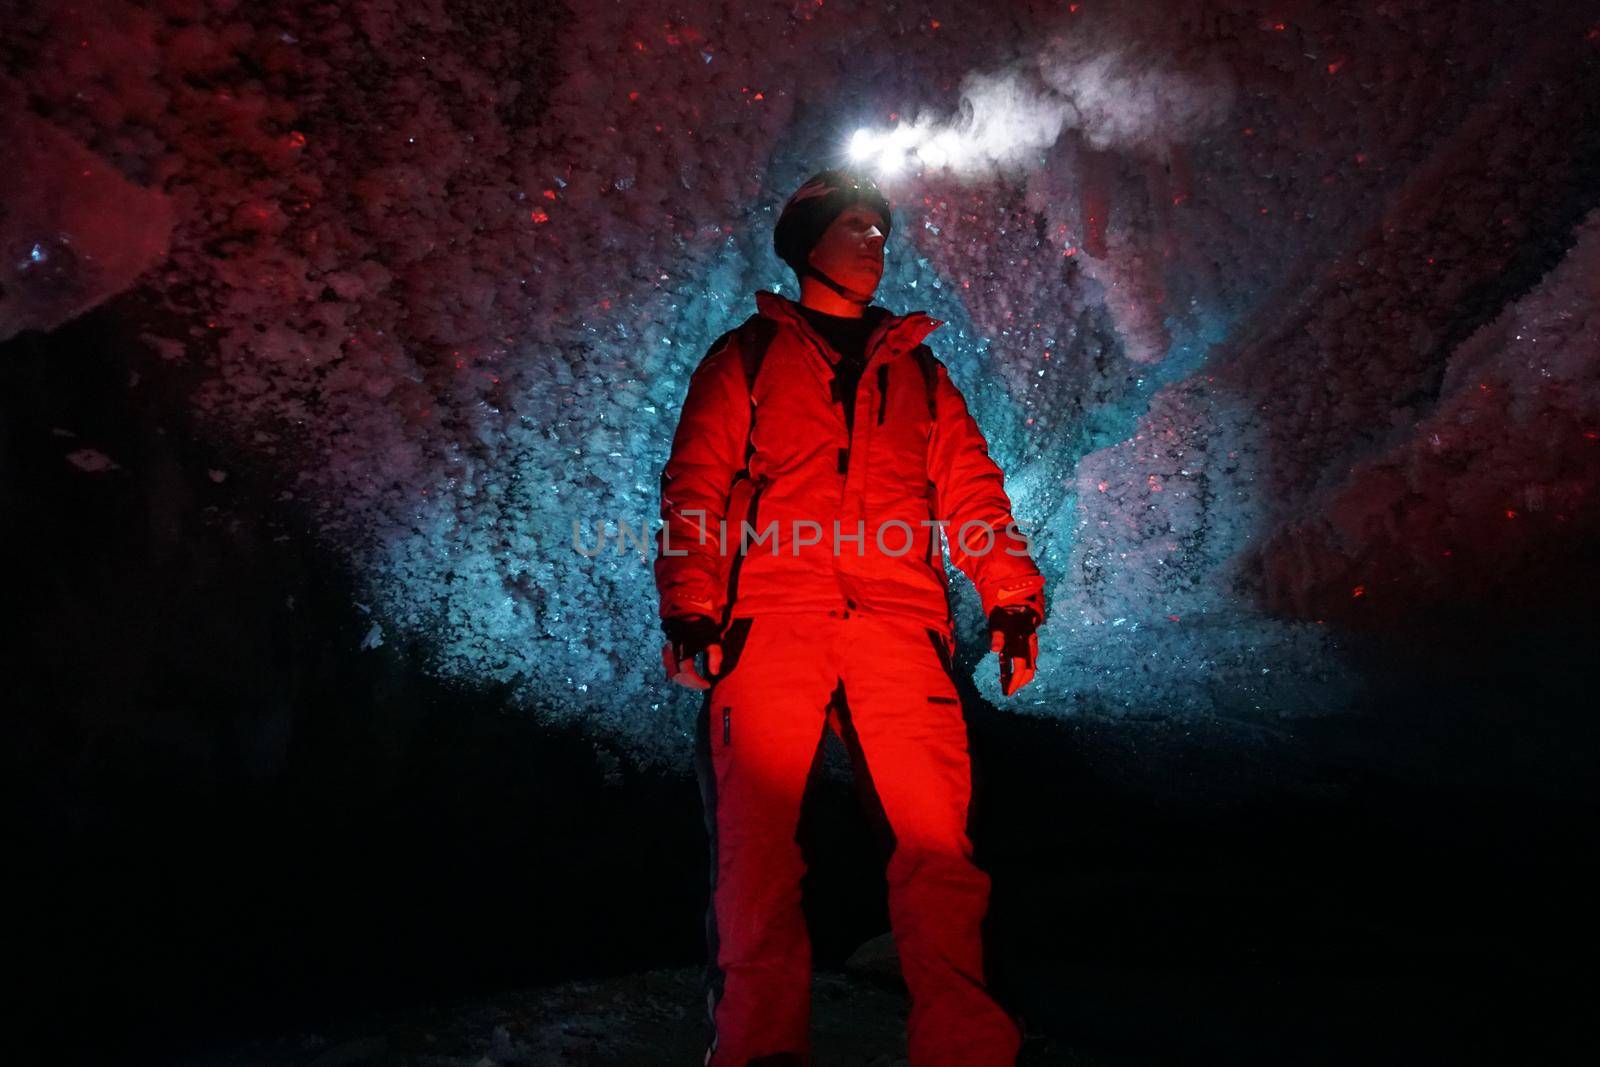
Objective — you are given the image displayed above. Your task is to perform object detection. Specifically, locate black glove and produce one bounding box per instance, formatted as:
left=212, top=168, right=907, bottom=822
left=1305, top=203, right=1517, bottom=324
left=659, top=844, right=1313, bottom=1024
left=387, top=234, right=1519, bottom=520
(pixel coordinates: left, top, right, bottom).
left=987, top=605, right=1041, bottom=696
left=662, top=614, right=723, bottom=690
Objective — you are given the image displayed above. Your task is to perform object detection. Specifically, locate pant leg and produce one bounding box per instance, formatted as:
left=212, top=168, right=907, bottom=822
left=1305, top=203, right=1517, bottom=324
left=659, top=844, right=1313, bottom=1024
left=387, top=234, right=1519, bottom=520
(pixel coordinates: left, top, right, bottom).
left=695, top=612, right=837, bottom=1066
left=833, top=614, right=1021, bottom=1067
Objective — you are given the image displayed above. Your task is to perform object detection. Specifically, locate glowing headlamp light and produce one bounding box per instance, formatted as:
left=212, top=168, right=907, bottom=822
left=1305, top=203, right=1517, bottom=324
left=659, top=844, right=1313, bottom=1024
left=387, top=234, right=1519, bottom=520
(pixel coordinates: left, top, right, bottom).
left=849, top=123, right=958, bottom=176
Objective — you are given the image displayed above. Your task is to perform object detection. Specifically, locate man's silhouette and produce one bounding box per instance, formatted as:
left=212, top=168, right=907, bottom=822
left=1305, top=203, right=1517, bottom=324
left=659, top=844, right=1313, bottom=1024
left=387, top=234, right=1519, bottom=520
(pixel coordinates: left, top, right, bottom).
left=655, top=170, right=1045, bottom=1066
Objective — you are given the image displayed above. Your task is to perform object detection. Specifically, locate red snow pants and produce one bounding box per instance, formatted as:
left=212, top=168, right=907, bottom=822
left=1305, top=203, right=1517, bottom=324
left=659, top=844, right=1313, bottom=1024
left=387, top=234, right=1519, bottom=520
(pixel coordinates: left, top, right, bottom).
left=693, top=611, right=1021, bottom=1066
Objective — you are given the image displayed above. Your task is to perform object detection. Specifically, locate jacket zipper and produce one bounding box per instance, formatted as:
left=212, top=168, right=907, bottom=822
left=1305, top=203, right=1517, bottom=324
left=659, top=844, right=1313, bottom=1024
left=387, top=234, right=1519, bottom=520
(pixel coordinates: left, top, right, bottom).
left=876, top=364, right=890, bottom=425
left=722, top=706, right=731, bottom=744
left=787, top=310, right=890, bottom=437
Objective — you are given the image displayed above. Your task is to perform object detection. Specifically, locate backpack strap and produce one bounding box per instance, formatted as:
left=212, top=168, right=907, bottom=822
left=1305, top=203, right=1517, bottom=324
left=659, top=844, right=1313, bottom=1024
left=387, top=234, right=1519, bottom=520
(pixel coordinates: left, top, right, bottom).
left=699, top=314, right=777, bottom=462
left=737, top=314, right=778, bottom=392
left=728, top=314, right=778, bottom=471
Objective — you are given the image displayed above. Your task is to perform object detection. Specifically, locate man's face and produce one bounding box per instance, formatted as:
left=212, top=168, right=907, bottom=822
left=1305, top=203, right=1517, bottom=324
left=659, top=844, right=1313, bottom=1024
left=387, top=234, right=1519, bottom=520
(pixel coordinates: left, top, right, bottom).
left=807, top=204, right=887, bottom=296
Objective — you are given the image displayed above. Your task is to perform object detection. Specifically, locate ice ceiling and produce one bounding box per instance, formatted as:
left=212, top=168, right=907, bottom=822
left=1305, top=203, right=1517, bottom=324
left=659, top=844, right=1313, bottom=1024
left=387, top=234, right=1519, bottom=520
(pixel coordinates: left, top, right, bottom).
left=5, top=0, right=1597, bottom=766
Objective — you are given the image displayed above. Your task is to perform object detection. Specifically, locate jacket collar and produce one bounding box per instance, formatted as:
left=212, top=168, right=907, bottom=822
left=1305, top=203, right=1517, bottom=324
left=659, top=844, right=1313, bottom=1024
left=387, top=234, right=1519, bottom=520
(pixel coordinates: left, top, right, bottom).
left=754, top=290, right=943, bottom=367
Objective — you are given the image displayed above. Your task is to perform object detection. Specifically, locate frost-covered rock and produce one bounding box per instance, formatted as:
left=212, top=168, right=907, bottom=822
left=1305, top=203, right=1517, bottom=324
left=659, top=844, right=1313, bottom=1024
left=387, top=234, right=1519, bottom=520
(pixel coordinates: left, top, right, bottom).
left=1, top=109, right=172, bottom=341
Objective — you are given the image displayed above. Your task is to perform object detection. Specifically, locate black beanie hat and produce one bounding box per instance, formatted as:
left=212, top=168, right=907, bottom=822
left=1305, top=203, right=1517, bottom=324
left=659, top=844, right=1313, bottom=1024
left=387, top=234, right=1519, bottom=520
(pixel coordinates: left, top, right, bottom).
left=773, top=169, right=893, bottom=277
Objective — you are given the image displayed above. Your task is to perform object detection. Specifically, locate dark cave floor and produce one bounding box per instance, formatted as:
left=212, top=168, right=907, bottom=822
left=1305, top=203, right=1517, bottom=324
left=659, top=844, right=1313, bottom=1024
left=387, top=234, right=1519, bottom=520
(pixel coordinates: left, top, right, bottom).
left=184, top=802, right=1586, bottom=1067
left=196, top=968, right=941, bottom=1067
left=41, top=705, right=1595, bottom=1067
left=185, top=935, right=1577, bottom=1067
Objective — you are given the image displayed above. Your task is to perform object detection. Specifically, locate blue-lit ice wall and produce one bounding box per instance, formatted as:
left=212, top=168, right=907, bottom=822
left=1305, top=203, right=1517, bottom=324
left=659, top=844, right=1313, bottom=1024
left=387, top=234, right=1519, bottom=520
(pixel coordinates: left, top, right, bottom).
left=9, top=1, right=1598, bottom=766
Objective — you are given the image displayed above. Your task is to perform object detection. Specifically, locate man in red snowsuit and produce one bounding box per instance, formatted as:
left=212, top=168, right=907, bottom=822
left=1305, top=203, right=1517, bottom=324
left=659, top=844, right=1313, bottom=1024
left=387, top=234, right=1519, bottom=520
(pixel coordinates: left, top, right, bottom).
left=655, top=170, right=1046, bottom=1066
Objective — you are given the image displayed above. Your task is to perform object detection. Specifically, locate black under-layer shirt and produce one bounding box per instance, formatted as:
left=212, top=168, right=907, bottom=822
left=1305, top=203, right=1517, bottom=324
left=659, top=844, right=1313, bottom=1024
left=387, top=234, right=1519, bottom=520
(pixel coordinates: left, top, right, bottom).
left=796, top=304, right=888, bottom=434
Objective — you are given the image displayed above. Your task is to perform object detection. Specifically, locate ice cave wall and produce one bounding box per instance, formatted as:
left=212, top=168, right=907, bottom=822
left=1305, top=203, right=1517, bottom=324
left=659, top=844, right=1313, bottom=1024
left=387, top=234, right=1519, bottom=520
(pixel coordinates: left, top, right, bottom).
left=5, top=0, right=1597, bottom=766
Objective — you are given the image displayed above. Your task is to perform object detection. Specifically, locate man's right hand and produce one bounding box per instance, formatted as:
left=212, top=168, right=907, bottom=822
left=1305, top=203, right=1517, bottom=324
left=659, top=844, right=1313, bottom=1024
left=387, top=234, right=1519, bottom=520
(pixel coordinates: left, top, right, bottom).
left=662, top=614, right=724, bottom=690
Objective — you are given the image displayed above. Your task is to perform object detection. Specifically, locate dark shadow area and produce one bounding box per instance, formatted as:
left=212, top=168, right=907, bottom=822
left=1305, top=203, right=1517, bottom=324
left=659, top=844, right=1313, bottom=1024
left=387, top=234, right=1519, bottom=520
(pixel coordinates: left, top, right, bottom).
left=5, top=305, right=714, bottom=1061
left=10, top=303, right=1598, bottom=1065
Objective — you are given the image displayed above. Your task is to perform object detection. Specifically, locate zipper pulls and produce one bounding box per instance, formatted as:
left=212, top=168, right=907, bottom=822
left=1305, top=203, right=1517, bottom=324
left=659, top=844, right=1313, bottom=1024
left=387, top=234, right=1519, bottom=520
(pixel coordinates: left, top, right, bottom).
left=722, top=706, right=731, bottom=745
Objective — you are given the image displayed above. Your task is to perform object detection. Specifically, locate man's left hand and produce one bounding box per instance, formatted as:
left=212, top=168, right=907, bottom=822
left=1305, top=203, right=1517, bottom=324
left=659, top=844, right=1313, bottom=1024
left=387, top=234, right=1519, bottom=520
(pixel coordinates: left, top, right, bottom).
left=988, top=606, right=1041, bottom=696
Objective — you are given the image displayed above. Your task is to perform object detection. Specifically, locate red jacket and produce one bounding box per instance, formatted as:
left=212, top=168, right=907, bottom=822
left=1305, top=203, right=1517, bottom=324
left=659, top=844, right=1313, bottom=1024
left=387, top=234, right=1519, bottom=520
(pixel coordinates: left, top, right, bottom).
left=655, top=290, right=1046, bottom=640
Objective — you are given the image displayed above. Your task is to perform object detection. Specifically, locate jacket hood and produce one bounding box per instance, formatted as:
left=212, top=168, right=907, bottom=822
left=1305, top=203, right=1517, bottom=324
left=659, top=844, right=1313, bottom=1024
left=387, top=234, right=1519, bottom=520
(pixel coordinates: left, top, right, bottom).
left=754, top=290, right=944, bottom=362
